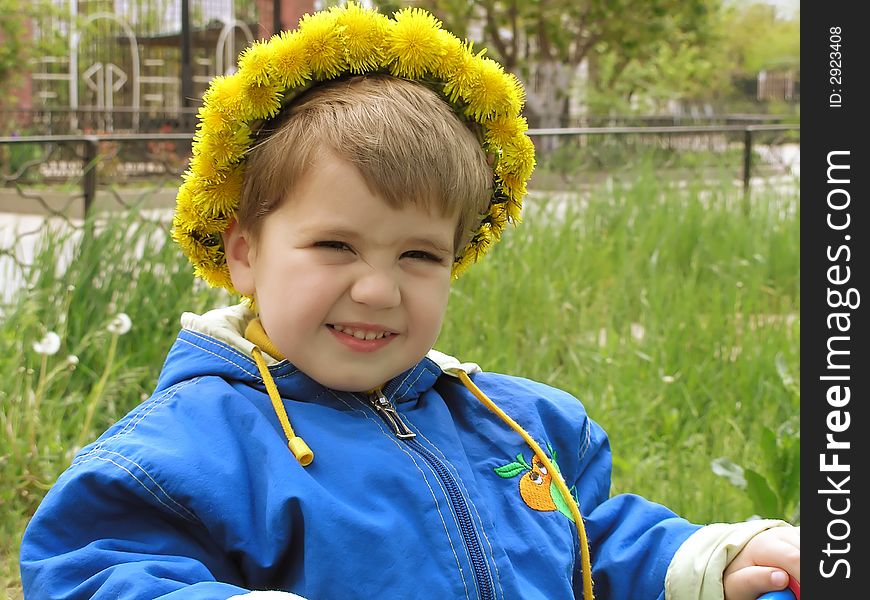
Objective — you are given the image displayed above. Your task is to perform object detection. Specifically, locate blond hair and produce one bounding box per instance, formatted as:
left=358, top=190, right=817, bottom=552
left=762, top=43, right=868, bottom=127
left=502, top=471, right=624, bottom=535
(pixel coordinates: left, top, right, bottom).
left=237, top=74, right=492, bottom=255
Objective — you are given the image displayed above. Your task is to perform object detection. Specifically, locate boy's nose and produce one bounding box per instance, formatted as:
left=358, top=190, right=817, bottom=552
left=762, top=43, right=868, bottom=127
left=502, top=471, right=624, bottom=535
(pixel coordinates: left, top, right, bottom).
left=349, top=269, right=401, bottom=309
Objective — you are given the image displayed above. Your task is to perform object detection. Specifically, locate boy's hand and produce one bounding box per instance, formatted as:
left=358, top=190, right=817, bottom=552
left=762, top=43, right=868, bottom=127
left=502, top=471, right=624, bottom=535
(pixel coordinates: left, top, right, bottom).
left=723, top=526, right=800, bottom=600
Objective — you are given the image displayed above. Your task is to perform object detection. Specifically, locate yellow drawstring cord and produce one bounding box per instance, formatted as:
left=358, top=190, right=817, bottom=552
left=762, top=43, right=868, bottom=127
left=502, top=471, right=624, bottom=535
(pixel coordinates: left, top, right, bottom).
left=250, top=346, right=313, bottom=466
left=454, top=369, right=595, bottom=600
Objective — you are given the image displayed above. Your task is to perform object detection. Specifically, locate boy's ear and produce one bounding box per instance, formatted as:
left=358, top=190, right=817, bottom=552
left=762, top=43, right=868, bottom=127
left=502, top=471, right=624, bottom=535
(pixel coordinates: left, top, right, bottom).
left=223, top=219, right=256, bottom=296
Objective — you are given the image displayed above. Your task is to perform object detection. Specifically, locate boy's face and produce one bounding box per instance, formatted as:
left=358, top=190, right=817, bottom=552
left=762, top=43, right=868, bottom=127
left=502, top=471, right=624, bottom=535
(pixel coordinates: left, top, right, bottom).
left=225, top=153, right=457, bottom=392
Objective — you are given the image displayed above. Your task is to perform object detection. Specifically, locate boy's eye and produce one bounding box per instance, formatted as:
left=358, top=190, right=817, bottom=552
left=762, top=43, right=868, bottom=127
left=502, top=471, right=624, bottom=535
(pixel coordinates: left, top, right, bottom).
left=314, top=240, right=353, bottom=252
left=402, top=250, right=445, bottom=264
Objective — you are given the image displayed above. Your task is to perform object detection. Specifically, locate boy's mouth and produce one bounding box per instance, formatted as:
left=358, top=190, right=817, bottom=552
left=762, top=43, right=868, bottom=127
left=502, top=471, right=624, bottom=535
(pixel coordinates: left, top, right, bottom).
left=327, top=323, right=397, bottom=341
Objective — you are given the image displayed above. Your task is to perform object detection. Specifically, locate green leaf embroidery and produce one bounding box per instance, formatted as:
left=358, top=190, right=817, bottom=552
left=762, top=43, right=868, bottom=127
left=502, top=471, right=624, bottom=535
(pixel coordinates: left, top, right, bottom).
left=550, top=480, right=576, bottom=523
left=494, top=462, right=527, bottom=478
left=516, top=453, right=532, bottom=469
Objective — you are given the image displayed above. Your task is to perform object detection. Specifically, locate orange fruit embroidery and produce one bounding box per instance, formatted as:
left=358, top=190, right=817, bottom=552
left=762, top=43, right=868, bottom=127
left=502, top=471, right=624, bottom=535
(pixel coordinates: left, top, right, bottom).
left=494, top=447, right=577, bottom=522
left=519, top=455, right=557, bottom=511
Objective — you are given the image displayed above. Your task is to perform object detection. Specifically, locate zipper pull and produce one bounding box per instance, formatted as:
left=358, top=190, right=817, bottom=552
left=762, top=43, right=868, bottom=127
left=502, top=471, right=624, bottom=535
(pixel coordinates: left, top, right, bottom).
left=368, top=389, right=416, bottom=439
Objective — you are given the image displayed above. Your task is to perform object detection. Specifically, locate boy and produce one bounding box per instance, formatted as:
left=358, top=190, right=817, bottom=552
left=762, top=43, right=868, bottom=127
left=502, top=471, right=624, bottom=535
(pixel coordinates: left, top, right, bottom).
left=20, top=5, right=799, bottom=599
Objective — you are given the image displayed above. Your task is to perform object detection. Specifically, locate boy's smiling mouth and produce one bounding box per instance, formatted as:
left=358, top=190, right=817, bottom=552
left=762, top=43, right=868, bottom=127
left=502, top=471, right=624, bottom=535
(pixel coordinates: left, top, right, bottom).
left=327, top=324, right=398, bottom=349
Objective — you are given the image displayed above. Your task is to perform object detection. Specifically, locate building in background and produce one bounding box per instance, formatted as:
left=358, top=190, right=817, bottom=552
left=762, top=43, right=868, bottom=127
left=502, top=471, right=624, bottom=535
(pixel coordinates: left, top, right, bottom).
left=7, top=0, right=315, bottom=134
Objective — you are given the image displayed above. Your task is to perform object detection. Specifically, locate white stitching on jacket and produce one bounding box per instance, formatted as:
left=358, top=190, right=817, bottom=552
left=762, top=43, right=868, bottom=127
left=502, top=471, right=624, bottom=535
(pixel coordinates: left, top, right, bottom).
left=75, top=450, right=200, bottom=523
left=74, top=378, right=198, bottom=461
left=76, top=454, right=200, bottom=524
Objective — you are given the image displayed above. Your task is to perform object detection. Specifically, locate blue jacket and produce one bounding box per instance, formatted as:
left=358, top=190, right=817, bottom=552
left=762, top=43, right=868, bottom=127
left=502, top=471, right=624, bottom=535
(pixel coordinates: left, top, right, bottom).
left=20, top=308, right=701, bottom=599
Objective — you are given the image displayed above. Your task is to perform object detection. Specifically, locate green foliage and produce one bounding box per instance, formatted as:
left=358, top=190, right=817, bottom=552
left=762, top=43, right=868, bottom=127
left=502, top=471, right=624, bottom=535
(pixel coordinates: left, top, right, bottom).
left=389, top=0, right=721, bottom=122
left=720, top=1, right=799, bottom=75
left=0, top=140, right=41, bottom=176
left=586, top=33, right=731, bottom=114
left=711, top=353, right=800, bottom=524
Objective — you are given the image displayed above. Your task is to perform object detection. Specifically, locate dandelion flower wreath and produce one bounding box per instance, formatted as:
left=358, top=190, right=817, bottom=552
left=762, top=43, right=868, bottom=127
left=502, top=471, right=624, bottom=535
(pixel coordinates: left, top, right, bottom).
left=172, top=1, right=536, bottom=291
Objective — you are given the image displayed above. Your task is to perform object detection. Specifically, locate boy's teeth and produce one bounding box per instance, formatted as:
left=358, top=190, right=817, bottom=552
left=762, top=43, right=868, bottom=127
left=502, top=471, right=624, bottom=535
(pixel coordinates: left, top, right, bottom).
left=332, top=325, right=387, bottom=340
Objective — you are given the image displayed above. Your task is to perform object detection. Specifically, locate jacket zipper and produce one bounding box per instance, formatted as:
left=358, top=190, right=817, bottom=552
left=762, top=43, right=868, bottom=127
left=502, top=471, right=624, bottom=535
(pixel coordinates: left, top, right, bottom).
left=367, top=388, right=495, bottom=600
left=368, top=389, right=417, bottom=439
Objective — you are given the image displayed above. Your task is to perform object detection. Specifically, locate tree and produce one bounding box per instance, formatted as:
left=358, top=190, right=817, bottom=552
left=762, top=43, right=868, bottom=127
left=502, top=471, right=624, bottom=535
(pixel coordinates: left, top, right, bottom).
left=0, top=0, right=65, bottom=106
left=383, top=0, right=721, bottom=126
left=720, top=2, right=799, bottom=75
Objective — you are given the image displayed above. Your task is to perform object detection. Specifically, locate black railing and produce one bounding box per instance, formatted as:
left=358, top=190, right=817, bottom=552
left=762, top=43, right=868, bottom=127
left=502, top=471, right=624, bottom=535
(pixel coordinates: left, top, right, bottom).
left=527, top=124, right=799, bottom=194
left=0, top=124, right=800, bottom=217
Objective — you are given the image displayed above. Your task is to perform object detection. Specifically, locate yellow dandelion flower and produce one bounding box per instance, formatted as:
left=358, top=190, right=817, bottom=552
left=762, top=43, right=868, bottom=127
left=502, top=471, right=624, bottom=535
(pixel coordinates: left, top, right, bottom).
left=489, top=203, right=510, bottom=231
left=506, top=71, right=526, bottom=110
left=483, top=114, right=528, bottom=149
left=203, top=263, right=234, bottom=291
left=496, top=171, right=528, bottom=205
left=498, top=134, right=536, bottom=181
left=175, top=187, right=229, bottom=236
left=174, top=182, right=195, bottom=219
left=238, top=41, right=274, bottom=87
left=203, top=74, right=245, bottom=115
left=464, top=57, right=520, bottom=121
left=192, top=244, right=223, bottom=273
left=451, top=247, right=476, bottom=279
left=335, top=2, right=389, bottom=73
left=385, top=7, right=446, bottom=79
left=469, top=231, right=493, bottom=260
left=269, top=30, right=311, bottom=88
left=196, top=105, right=233, bottom=136
left=242, top=80, right=283, bottom=120
left=298, top=10, right=346, bottom=80
left=432, top=30, right=462, bottom=78
left=196, top=127, right=252, bottom=168
left=192, top=166, right=245, bottom=218
left=506, top=197, right=523, bottom=222
left=172, top=226, right=212, bottom=266
left=443, top=47, right=484, bottom=105
left=172, top=216, right=205, bottom=249
left=188, top=153, right=221, bottom=183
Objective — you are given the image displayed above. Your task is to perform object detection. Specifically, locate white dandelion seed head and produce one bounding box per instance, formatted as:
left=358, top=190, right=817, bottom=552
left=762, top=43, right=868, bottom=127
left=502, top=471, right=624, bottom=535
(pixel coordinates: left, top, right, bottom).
left=33, top=331, right=61, bottom=356
left=107, top=313, right=132, bottom=335
left=630, top=323, right=646, bottom=342
left=66, top=354, right=80, bottom=366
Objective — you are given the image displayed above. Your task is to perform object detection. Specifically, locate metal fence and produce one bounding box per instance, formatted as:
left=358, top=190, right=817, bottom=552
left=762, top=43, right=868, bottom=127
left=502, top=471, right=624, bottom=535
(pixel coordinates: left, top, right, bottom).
left=0, top=123, right=800, bottom=217
left=529, top=123, right=799, bottom=194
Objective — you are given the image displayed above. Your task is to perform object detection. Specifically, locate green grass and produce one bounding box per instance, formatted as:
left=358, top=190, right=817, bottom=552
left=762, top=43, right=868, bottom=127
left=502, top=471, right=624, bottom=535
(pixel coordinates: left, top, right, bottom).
left=440, top=173, right=800, bottom=524
left=0, top=173, right=799, bottom=595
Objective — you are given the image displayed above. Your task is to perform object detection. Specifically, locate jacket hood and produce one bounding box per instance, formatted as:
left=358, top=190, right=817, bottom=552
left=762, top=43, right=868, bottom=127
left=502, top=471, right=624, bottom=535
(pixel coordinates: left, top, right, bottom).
left=155, top=304, right=480, bottom=406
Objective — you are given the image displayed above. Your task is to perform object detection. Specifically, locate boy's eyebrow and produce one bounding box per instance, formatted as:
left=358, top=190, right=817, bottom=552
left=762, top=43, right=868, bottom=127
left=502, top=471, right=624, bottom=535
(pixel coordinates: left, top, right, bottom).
left=404, top=236, right=453, bottom=254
